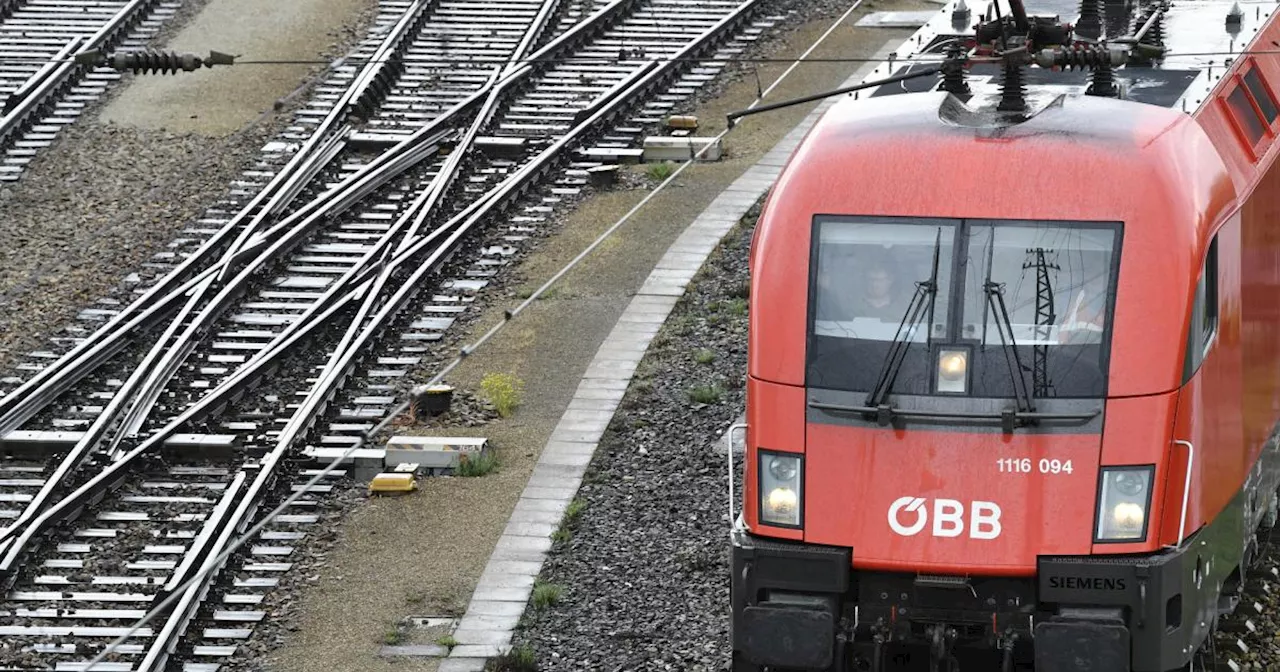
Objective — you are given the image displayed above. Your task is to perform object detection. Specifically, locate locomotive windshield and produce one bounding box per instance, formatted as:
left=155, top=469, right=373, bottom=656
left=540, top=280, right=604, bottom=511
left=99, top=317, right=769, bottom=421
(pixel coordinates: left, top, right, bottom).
left=807, top=216, right=1120, bottom=398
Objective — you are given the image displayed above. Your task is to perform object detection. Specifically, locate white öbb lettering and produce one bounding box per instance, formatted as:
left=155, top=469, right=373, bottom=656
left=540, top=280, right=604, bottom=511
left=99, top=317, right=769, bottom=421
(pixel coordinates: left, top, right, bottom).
left=887, top=497, right=1003, bottom=540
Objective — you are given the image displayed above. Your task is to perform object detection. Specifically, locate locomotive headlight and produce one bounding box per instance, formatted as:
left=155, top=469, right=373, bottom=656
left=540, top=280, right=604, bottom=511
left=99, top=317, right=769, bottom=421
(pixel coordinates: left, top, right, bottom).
left=759, top=450, right=802, bottom=527
left=1112, top=502, right=1145, bottom=531
left=935, top=348, right=968, bottom=393
left=1095, top=466, right=1154, bottom=542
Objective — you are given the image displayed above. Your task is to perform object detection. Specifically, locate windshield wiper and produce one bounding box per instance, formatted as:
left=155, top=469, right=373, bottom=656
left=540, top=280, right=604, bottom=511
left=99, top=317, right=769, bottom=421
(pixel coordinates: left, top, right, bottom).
left=983, top=277, right=1035, bottom=418
left=864, top=228, right=942, bottom=413
left=809, top=397, right=1099, bottom=434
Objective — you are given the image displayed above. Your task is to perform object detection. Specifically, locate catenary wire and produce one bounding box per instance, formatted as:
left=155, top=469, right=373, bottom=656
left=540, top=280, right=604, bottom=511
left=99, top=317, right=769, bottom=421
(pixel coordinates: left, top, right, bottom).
left=0, top=47, right=1270, bottom=69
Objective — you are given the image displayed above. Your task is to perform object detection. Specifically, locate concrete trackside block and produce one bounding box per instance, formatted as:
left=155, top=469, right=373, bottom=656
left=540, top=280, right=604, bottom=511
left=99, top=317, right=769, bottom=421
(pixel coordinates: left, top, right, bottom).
left=642, top=136, right=723, bottom=161
left=384, top=435, right=488, bottom=470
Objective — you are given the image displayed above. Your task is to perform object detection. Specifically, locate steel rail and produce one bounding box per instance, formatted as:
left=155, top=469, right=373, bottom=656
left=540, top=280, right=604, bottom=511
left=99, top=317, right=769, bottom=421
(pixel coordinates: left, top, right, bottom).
left=135, top=471, right=248, bottom=672
left=2, top=37, right=81, bottom=115
left=0, top=0, right=445, bottom=428
left=389, top=0, right=765, bottom=273
left=144, top=0, right=634, bottom=382
left=245, top=0, right=766, bottom=521
left=0, top=0, right=626, bottom=573
left=0, top=87, right=480, bottom=436
left=0, top=115, right=449, bottom=555
left=345, top=0, right=434, bottom=119
left=85, top=50, right=663, bottom=671
left=0, top=267, right=215, bottom=435
left=0, top=276, right=213, bottom=556
left=84, top=0, right=775, bottom=661
left=9, top=0, right=768, bottom=663
left=507, top=0, right=563, bottom=76
left=391, top=0, right=600, bottom=252
left=215, top=0, right=443, bottom=268
left=90, top=0, right=773, bottom=660
left=106, top=25, right=589, bottom=662
left=0, top=110, right=453, bottom=435
left=0, top=0, right=634, bottom=437
left=0, top=278, right=367, bottom=574
left=99, top=0, right=461, bottom=444
left=0, top=0, right=163, bottom=146
left=0, top=2, right=457, bottom=551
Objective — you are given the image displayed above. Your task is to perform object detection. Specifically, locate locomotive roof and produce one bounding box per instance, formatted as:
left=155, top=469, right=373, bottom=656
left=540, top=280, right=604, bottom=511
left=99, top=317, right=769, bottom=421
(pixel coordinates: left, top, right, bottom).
left=861, top=0, right=1278, bottom=114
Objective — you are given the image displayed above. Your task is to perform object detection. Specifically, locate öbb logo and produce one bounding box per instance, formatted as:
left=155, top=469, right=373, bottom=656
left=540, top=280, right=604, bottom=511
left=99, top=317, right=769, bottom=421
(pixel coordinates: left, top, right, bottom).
left=887, top=497, right=1003, bottom=540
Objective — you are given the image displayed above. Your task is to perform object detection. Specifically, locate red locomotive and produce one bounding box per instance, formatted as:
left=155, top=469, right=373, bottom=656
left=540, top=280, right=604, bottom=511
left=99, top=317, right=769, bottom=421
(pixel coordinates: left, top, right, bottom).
left=728, top=0, right=1280, bottom=670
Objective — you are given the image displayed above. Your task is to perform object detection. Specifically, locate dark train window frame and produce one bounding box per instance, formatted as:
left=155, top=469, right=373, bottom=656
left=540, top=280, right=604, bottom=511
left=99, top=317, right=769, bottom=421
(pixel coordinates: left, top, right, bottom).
left=1224, top=62, right=1277, bottom=160
left=803, top=215, right=1123, bottom=400
left=1243, top=67, right=1279, bottom=124
left=1182, top=235, right=1219, bottom=382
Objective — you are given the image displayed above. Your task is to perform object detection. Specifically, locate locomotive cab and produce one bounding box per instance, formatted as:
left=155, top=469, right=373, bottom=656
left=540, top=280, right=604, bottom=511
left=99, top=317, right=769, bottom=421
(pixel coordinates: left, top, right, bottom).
left=731, top=87, right=1280, bottom=672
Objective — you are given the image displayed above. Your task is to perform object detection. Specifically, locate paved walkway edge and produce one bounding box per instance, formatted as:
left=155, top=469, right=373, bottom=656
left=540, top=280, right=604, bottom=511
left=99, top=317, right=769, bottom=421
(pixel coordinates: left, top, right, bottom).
left=437, top=42, right=898, bottom=672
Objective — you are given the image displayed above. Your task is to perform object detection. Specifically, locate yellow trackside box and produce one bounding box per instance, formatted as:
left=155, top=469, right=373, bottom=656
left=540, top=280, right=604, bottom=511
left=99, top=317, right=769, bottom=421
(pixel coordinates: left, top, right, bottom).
left=666, top=115, right=698, bottom=129
left=369, top=472, right=417, bottom=495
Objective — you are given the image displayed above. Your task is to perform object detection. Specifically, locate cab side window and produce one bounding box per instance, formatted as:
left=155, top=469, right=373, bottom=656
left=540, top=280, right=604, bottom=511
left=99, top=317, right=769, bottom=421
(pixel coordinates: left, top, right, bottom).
left=1183, top=237, right=1219, bottom=380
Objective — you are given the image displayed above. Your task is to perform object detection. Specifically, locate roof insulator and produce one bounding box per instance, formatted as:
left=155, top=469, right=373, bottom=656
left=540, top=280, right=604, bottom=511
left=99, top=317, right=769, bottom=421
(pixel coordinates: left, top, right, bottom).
left=996, top=53, right=1028, bottom=114
left=1227, top=1, right=1244, bottom=30
left=1085, top=58, right=1119, bottom=97
left=952, top=0, right=971, bottom=30
left=1075, top=0, right=1104, bottom=39
left=938, top=44, right=971, bottom=98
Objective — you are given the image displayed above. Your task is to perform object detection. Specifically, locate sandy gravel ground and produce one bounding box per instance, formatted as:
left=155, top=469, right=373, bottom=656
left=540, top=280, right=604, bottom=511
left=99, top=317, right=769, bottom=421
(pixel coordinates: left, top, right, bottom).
left=0, top=0, right=379, bottom=373
left=261, top=2, right=927, bottom=671
left=99, top=0, right=373, bottom=134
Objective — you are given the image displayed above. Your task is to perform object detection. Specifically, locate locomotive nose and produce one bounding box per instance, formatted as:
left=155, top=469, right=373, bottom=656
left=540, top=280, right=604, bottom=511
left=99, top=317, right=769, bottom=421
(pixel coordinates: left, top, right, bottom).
left=802, top=422, right=1103, bottom=574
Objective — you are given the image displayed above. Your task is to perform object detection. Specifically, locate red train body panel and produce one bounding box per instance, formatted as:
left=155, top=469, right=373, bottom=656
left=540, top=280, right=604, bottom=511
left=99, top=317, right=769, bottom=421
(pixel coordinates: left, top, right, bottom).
left=728, top=0, right=1280, bottom=670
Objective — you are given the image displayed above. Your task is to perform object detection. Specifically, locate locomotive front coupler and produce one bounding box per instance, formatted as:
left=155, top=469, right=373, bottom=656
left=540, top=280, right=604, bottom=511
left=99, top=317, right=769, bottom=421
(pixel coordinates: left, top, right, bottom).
left=925, top=624, right=959, bottom=672
left=999, top=630, right=1018, bottom=672
left=866, top=619, right=892, bottom=672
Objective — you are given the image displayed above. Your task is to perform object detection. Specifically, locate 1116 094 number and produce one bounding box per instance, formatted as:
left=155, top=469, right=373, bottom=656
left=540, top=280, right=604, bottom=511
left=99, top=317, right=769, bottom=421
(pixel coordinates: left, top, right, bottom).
left=996, top=458, right=1074, bottom=475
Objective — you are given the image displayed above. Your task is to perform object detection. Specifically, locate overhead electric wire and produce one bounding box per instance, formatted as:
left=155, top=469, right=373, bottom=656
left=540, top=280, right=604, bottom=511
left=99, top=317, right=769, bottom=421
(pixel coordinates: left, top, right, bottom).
left=1, top=47, right=1272, bottom=70
left=73, top=0, right=881, bottom=667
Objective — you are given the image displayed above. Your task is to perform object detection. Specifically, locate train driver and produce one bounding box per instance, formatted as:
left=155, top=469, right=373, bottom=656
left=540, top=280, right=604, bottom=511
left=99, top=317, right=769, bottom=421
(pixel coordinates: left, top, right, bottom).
left=852, top=259, right=905, bottom=320
left=815, top=253, right=900, bottom=317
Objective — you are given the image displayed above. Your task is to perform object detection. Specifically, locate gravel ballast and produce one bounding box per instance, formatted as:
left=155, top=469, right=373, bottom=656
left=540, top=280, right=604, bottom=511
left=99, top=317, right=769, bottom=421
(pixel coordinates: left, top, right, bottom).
left=508, top=199, right=759, bottom=671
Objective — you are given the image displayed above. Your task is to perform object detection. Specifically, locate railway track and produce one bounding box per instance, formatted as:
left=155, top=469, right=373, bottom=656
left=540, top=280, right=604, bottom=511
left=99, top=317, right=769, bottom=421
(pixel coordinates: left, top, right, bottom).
left=0, top=0, right=788, bottom=665
left=0, top=0, right=182, bottom=182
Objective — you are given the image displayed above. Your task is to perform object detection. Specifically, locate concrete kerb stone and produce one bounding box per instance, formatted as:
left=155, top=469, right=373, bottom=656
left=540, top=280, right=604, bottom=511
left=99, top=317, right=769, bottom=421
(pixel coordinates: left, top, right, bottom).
left=382, top=644, right=451, bottom=657
left=640, top=283, right=688, bottom=297
left=472, top=585, right=532, bottom=601
left=477, top=568, right=538, bottom=589
left=443, top=43, right=899, bottom=666
left=450, top=645, right=504, bottom=658
left=467, top=599, right=528, bottom=617
left=528, top=461, right=587, bottom=481
left=522, top=486, right=574, bottom=501
left=525, top=468, right=585, bottom=487
left=576, top=376, right=630, bottom=390
left=438, top=658, right=487, bottom=672
left=640, top=279, right=691, bottom=295
left=456, top=615, right=521, bottom=633
left=565, top=396, right=622, bottom=413
left=453, top=629, right=513, bottom=646
left=503, top=521, right=560, bottom=538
